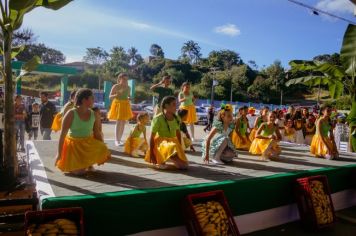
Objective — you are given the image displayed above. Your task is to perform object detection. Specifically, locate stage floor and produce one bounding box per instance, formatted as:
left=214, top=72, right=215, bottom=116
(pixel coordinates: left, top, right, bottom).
left=28, top=140, right=356, bottom=198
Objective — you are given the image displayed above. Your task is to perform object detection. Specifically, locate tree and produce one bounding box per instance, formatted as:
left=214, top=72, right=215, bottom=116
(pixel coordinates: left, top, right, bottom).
left=103, top=46, right=130, bottom=77
left=286, top=25, right=356, bottom=123
left=150, top=43, right=164, bottom=58
left=0, top=0, right=72, bottom=187
left=181, top=40, right=201, bottom=64
left=17, top=43, right=65, bottom=64
left=127, top=47, right=143, bottom=66
left=207, top=50, right=242, bottom=70
left=12, top=28, right=37, bottom=46
left=83, top=47, right=108, bottom=65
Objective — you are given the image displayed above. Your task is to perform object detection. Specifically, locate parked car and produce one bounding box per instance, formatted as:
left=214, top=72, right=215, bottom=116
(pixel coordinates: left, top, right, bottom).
left=195, top=106, right=208, bottom=125
left=144, top=105, right=154, bottom=119
left=94, top=102, right=109, bottom=123
left=130, top=104, right=149, bottom=123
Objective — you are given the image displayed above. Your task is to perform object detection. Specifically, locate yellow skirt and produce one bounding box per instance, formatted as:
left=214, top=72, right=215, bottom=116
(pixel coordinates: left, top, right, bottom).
left=108, top=99, right=133, bottom=121
left=249, top=128, right=257, bottom=142
left=310, top=135, right=335, bottom=157
left=56, top=136, right=111, bottom=172
left=124, top=137, right=148, bottom=155
left=51, top=113, right=62, bottom=132
left=249, top=138, right=281, bottom=155
left=180, top=105, right=197, bottom=124
left=231, top=131, right=251, bottom=150
left=144, top=137, right=188, bottom=165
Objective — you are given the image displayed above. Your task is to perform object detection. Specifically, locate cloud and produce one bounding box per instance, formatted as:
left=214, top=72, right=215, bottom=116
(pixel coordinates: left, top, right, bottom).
left=315, top=0, right=354, bottom=14
left=214, top=24, right=241, bottom=37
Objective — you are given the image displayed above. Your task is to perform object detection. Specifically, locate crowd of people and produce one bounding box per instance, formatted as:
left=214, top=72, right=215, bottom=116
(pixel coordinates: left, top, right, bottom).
left=11, top=74, right=350, bottom=174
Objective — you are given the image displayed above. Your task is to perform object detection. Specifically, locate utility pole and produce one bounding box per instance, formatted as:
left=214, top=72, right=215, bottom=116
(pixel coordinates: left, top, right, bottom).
left=210, top=67, right=218, bottom=106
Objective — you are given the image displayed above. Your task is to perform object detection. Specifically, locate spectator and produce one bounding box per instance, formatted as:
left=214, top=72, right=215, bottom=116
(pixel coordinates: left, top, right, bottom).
left=204, top=106, right=215, bottom=132
left=150, top=75, right=173, bottom=115
left=14, top=95, right=26, bottom=151
left=27, top=103, right=40, bottom=140
left=39, top=92, right=56, bottom=140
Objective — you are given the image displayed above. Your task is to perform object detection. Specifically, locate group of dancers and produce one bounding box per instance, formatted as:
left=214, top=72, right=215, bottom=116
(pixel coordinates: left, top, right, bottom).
left=52, top=74, right=341, bottom=174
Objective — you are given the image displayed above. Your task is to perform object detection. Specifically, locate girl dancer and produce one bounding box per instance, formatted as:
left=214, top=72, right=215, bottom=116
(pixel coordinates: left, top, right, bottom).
left=145, top=96, right=188, bottom=170
left=293, top=110, right=305, bottom=144
left=310, top=105, right=338, bottom=159
left=52, top=90, right=76, bottom=132
left=177, top=109, right=196, bottom=152
left=232, top=106, right=251, bottom=150
left=55, top=88, right=110, bottom=174
left=124, top=113, right=149, bottom=157
left=304, top=116, right=316, bottom=145
left=178, top=82, right=197, bottom=141
left=249, top=111, right=282, bottom=160
left=108, top=73, right=133, bottom=146
left=283, top=119, right=296, bottom=143
left=249, top=106, right=269, bottom=142
left=202, top=104, right=238, bottom=164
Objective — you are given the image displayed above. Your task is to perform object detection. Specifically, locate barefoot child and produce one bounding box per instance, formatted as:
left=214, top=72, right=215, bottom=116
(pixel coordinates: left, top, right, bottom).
left=249, top=111, right=282, bottom=160
left=310, top=105, right=338, bottom=159
left=145, top=96, right=188, bottom=170
left=55, top=89, right=110, bottom=175
left=177, top=109, right=196, bottom=152
left=232, top=106, right=251, bottom=150
left=202, top=104, right=238, bottom=164
left=124, top=113, right=149, bottom=157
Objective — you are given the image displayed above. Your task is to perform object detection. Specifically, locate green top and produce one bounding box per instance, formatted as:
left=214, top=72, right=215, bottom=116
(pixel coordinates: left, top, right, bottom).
left=68, top=109, right=95, bottom=138
left=261, top=123, right=276, bottom=137
left=130, top=124, right=146, bottom=138
left=319, top=120, right=331, bottom=137
left=256, top=117, right=262, bottom=128
left=238, top=119, right=248, bottom=135
left=117, top=86, right=130, bottom=100
left=179, top=91, right=193, bottom=106
left=153, top=86, right=173, bottom=105
left=151, top=113, right=180, bottom=138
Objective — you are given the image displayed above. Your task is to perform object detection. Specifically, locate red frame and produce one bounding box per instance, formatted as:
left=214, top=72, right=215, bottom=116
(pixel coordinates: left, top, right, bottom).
left=183, top=190, right=240, bottom=236
left=295, top=175, right=336, bottom=229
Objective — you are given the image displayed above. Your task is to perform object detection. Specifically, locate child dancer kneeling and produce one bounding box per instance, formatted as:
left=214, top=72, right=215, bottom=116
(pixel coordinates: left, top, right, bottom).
left=232, top=106, right=251, bottom=150
left=202, top=104, right=238, bottom=164
left=177, top=109, right=196, bottom=152
left=310, top=105, right=338, bottom=159
left=55, top=89, right=110, bottom=175
left=249, top=111, right=282, bottom=160
left=124, top=113, right=149, bottom=157
left=145, top=96, right=188, bottom=170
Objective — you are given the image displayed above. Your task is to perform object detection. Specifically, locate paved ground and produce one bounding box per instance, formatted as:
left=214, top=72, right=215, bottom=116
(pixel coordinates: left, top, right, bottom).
left=28, top=122, right=356, bottom=197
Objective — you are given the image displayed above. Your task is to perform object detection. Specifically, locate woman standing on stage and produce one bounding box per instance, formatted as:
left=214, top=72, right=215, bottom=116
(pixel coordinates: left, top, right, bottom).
left=310, top=105, right=338, bottom=159
left=178, top=82, right=197, bottom=141
left=55, top=88, right=110, bottom=175
left=108, top=73, right=133, bottom=146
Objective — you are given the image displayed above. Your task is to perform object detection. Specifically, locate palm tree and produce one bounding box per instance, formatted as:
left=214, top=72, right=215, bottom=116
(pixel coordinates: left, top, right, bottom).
left=181, top=40, right=201, bottom=64
left=0, top=0, right=72, bottom=188
left=149, top=44, right=164, bottom=58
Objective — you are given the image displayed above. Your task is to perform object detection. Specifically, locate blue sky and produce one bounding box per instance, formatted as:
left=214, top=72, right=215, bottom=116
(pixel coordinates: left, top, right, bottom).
left=23, top=0, right=355, bottom=67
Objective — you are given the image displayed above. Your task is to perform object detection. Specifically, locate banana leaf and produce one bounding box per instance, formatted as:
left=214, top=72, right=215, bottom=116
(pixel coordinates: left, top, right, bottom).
left=340, top=24, right=356, bottom=76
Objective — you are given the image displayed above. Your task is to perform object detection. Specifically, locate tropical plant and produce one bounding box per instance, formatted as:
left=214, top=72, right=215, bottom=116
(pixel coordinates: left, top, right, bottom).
left=83, top=47, right=108, bottom=65
left=181, top=40, right=201, bottom=64
left=149, top=43, right=164, bottom=58
left=286, top=24, right=356, bottom=122
left=0, top=0, right=72, bottom=188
